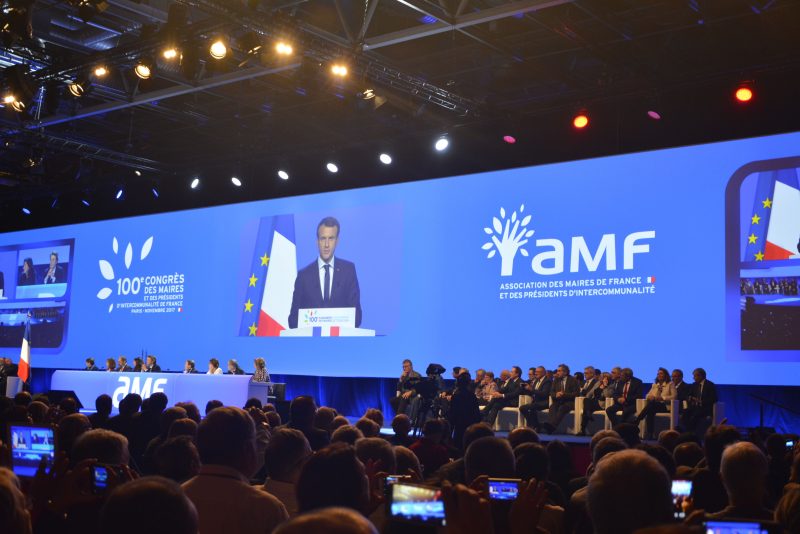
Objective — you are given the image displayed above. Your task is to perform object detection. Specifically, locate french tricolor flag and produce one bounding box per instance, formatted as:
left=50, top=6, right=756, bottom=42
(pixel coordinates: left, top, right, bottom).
left=765, top=173, right=800, bottom=260
left=19, top=317, right=31, bottom=383
left=256, top=216, right=297, bottom=336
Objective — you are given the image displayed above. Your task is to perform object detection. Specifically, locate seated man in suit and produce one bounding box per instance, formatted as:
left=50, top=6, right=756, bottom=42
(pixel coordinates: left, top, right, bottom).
left=671, top=368, right=691, bottom=405
left=577, top=366, right=603, bottom=435
left=288, top=217, right=362, bottom=329
left=680, top=367, right=718, bottom=436
left=144, top=355, right=161, bottom=372
left=389, top=359, right=422, bottom=417
left=42, top=251, right=65, bottom=285
left=605, top=367, right=643, bottom=427
left=542, top=364, right=579, bottom=434
left=519, top=366, right=551, bottom=432
left=482, top=365, right=523, bottom=426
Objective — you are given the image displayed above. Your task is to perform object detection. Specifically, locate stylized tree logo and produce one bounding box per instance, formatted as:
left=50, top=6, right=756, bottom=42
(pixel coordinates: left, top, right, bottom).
left=97, top=236, right=154, bottom=313
left=482, top=205, right=534, bottom=276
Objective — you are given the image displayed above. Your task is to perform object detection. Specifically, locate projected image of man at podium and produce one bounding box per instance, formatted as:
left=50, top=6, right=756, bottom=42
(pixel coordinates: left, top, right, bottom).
left=288, top=216, right=362, bottom=329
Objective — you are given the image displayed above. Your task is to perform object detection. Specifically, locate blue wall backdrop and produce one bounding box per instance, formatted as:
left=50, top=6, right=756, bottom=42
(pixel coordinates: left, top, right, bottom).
left=3, top=130, right=800, bottom=392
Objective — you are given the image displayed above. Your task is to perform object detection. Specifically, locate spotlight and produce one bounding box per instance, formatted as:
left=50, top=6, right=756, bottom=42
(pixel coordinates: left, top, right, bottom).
left=209, top=38, right=227, bottom=60
left=735, top=86, right=754, bottom=103
left=647, top=110, right=662, bottom=120
left=3, top=65, right=35, bottom=113
left=275, top=41, right=293, bottom=56
left=434, top=137, right=449, bottom=152
left=67, top=78, right=91, bottom=97
left=379, top=153, right=392, bottom=165
left=572, top=113, right=589, bottom=129
left=277, top=170, right=289, bottom=180
left=134, top=170, right=141, bottom=176
left=2, top=94, right=16, bottom=105
left=134, top=58, right=153, bottom=80
left=82, top=198, right=91, bottom=207
left=93, top=65, right=108, bottom=77
left=51, top=196, right=59, bottom=209
left=190, top=177, right=200, bottom=189
left=503, top=135, right=517, bottom=144
left=22, top=207, right=31, bottom=215
left=162, top=47, right=179, bottom=60
left=151, top=186, right=159, bottom=198
left=330, top=64, right=348, bottom=77
left=238, top=32, right=262, bottom=56
left=326, top=162, right=338, bottom=173
left=231, top=176, right=242, bottom=187
left=115, top=188, right=124, bottom=200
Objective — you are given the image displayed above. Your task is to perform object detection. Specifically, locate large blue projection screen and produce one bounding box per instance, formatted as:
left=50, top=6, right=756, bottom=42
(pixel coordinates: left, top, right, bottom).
left=2, top=131, right=800, bottom=385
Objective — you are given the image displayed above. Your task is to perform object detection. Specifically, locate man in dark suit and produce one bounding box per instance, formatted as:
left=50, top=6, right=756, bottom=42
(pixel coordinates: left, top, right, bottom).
left=671, top=368, right=691, bottom=404
left=681, top=367, right=718, bottom=436
left=144, top=355, right=161, bottom=372
left=288, top=217, right=362, bottom=329
left=542, top=364, right=580, bottom=434
left=578, top=366, right=607, bottom=435
left=606, top=367, right=643, bottom=427
left=520, top=366, right=552, bottom=431
left=42, top=252, right=65, bottom=284
left=117, top=356, right=132, bottom=372
left=483, top=365, right=523, bottom=426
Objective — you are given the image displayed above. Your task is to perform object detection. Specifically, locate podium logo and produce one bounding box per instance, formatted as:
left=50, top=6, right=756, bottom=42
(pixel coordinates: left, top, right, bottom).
left=482, top=205, right=655, bottom=276
left=482, top=205, right=535, bottom=276
left=96, top=236, right=154, bottom=313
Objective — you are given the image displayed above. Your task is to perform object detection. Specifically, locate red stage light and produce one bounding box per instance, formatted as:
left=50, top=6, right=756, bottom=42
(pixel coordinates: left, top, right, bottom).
left=573, top=114, right=589, bottom=129
left=503, top=135, right=516, bottom=144
left=735, top=86, right=753, bottom=103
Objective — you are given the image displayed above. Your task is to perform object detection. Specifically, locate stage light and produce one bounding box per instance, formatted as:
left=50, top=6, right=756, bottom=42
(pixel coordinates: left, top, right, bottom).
left=82, top=198, right=91, bottom=207
left=331, top=64, right=348, bottom=77
left=326, top=162, right=339, bottom=173
left=115, top=188, right=124, bottom=200
left=134, top=58, right=153, bottom=80
left=231, top=176, right=242, bottom=187
left=2, top=94, right=15, bottom=105
left=277, top=170, right=289, bottom=180
left=22, top=207, right=30, bottom=215
left=209, top=38, right=227, bottom=59
left=379, top=153, right=392, bottom=165
left=434, top=137, right=449, bottom=152
left=67, top=78, right=91, bottom=97
left=11, top=99, right=26, bottom=113
left=647, top=110, right=662, bottom=120
left=735, top=86, right=753, bottom=103
left=151, top=187, right=159, bottom=198
left=134, top=170, right=141, bottom=176
left=275, top=41, right=293, bottom=56
left=190, top=177, right=200, bottom=189
left=93, top=65, right=108, bottom=77
left=573, top=113, right=589, bottom=129
left=238, top=32, right=262, bottom=56
left=503, top=135, right=516, bottom=144
left=162, top=47, right=179, bottom=60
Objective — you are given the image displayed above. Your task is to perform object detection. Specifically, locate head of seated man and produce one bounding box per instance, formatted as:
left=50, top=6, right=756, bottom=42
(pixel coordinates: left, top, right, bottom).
left=587, top=449, right=672, bottom=534
left=100, top=476, right=198, bottom=534
left=464, top=436, right=515, bottom=485
left=71, top=429, right=130, bottom=466
left=273, top=507, right=377, bottom=534
left=296, top=443, right=369, bottom=515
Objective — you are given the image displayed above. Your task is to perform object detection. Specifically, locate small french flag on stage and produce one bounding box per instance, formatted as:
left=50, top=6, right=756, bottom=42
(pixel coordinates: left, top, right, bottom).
left=19, top=316, right=31, bottom=383
left=647, top=276, right=656, bottom=284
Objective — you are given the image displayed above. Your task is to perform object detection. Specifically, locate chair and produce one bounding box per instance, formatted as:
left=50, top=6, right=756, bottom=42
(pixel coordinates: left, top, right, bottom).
left=494, top=394, right=532, bottom=431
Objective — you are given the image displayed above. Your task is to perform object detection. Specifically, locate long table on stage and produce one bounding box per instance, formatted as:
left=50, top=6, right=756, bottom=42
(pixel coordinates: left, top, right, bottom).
left=50, top=370, right=261, bottom=410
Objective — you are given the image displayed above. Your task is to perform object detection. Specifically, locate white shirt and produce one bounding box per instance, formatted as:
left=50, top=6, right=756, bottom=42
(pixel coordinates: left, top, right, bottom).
left=317, top=256, right=335, bottom=300
left=207, top=367, right=223, bottom=375
left=183, top=465, right=288, bottom=534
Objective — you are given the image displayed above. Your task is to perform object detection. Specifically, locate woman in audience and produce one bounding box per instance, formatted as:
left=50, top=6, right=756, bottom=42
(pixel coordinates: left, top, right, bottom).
left=634, top=367, right=676, bottom=440
left=227, top=359, right=244, bottom=375
left=252, top=357, right=270, bottom=382
left=206, top=358, right=222, bottom=375
left=105, top=358, right=116, bottom=372
left=478, top=371, right=497, bottom=405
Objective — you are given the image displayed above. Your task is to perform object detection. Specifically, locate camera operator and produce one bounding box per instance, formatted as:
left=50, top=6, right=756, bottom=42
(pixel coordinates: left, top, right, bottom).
left=408, top=364, right=446, bottom=430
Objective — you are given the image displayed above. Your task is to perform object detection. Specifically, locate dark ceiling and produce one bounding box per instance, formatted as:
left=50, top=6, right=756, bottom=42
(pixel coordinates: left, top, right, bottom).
left=2, top=0, right=800, bottom=231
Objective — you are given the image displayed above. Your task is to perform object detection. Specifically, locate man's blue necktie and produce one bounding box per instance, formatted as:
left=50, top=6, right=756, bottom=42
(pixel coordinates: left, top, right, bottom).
left=323, top=264, right=331, bottom=302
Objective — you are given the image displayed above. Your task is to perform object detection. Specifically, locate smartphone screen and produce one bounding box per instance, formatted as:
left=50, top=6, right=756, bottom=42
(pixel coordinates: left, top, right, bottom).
left=9, top=424, right=56, bottom=478
left=704, top=521, right=769, bottom=534
left=671, top=479, right=692, bottom=519
left=787, top=440, right=795, bottom=448
left=488, top=478, right=520, bottom=501
left=93, top=465, right=111, bottom=493
left=389, top=482, right=446, bottom=526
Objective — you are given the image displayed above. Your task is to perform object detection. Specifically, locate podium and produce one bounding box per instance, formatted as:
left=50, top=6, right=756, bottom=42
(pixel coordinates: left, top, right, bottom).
left=281, top=307, right=375, bottom=337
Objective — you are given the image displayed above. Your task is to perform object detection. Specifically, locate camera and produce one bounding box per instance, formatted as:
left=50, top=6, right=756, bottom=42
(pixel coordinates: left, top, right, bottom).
left=425, top=363, right=445, bottom=376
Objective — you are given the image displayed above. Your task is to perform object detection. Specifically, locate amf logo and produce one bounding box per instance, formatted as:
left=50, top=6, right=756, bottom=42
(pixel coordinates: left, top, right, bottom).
left=112, top=376, right=167, bottom=408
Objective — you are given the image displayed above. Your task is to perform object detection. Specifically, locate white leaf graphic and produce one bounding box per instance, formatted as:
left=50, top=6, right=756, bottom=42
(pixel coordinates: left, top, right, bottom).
left=520, top=249, right=529, bottom=257
left=125, top=243, right=132, bottom=269
left=520, top=204, right=525, bottom=212
left=487, top=250, right=496, bottom=259
left=492, top=217, right=503, bottom=234
left=483, top=227, right=493, bottom=235
left=108, top=303, right=114, bottom=313
left=99, top=260, right=115, bottom=281
left=525, top=230, right=535, bottom=238
left=140, top=236, right=154, bottom=260
left=481, top=242, right=493, bottom=250
left=97, top=287, right=112, bottom=300
left=511, top=211, right=517, bottom=223
left=521, top=215, right=531, bottom=226
left=500, top=207, right=506, bottom=219
left=112, top=237, right=119, bottom=254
